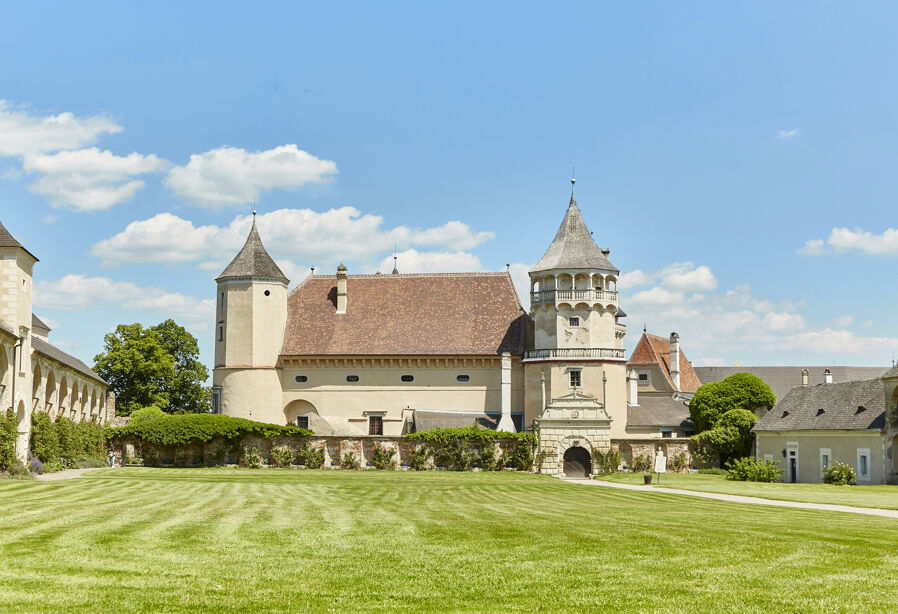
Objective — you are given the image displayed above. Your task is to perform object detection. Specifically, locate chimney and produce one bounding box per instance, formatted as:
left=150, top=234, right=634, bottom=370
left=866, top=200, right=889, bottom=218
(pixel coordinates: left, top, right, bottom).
left=628, top=369, right=639, bottom=406
left=823, top=368, right=832, bottom=384
left=801, top=368, right=809, bottom=387
left=336, top=263, right=348, bottom=314
left=669, top=332, right=680, bottom=391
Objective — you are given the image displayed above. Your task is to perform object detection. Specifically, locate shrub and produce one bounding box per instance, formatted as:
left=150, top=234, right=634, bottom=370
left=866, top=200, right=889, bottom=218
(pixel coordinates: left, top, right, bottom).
left=27, top=451, right=45, bottom=475
left=476, top=445, right=498, bottom=471
left=409, top=445, right=431, bottom=471
left=667, top=452, right=688, bottom=473
left=533, top=449, right=548, bottom=473
left=689, top=374, right=775, bottom=433
left=240, top=445, right=264, bottom=469
left=341, top=451, right=360, bottom=470
left=506, top=441, right=534, bottom=472
left=823, top=461, right=857, bottom=486
left=29, top=411, right=60, bottom=468
left=631, top=453, right=653, bottom=473
left=592, top=448, right=623, bottom=475
left=726, top=457, right=784, bottom=482
left=0, top=409, right=17, bottom=473
left=697, top=467, right=728, bottom=476
left=270, top=445, right=295, bottom=468
left=107, top=413, right=312, bottom=447
left=409, top=426, right=536, bottom=445
left=130, top=407, right=167, bottom=424
left=371, top=444, right=396, bottom=470
left=297, top=444, right=325, bottom=469
left=436, top=439, right=475, bottom=471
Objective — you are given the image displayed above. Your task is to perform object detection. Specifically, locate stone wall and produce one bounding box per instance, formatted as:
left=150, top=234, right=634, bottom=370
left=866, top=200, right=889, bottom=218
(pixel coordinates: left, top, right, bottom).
left=614, top=438, right=696, bottom=471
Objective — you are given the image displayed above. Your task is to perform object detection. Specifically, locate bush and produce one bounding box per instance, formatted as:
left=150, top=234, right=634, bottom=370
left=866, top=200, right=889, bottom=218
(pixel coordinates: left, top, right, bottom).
left=409, top=445, right=431, bottom=471
left=269, top=445, right=295, bottom=468
left=297, top=444, right=325, bottom=469
left=476, top=445, right=498, bottom=471
left=130, top=407, right=167, bottom=424
left=371, top=444, right=396, bottom=470
left=631, top=453, right=653, bottom=473
left=0, top=409, right=17, bottom=473
left=341, top=451, right=360, bottom=470
left=667, top=452, right=688, bottom=473
left=506, top=441, right=534, bottom=472
left=409, top=426, right=535, bottom=445
left=689, top=374, right=775, bottom=433
left=592, top=448, right=623, bottom=475
left=29, top=411, right=60, bottom=468
left=726, top=457, right=784, bottom=482
left=240, top=445, right=264, bottom=469
left=698, top=467, right=729, bottom=476
left=436, top=439, right=474, bottom=471
left=823, top=461, right=857, bottom=486
left=27, top=451, right=45, bottom=475
left=108, top=413, right=312, bottom=446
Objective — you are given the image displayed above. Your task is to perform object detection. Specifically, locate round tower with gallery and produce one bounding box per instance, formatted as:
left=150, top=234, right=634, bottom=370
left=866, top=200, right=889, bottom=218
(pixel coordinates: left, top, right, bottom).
left=212, top=216, right=289, bottom=423
left=525, top=179, right=628, bottom=443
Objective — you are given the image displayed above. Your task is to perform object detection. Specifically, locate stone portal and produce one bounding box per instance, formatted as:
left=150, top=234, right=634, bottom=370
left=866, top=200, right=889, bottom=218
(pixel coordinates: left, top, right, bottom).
left=535, top=391, right=611, bottom=476
left=563, top=446, right=592, bottom=478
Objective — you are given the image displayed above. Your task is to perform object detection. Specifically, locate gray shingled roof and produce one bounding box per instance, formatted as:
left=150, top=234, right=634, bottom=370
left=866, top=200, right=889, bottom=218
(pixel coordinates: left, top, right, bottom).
left=694, top=366, right=890, bottom=403
left=753, top=378, right=886, bottom=432
left=32, top=337, right=105, bottom=384
left=216, top=221, right=289, bottom=284
left=32, top=314, right=51, bottom=332
left=531, top=189, right=618, bottom=274
left=0, top=319, right=15, bottom=338
left=885, top=365, right=898, bottom=379
left=627, top=395, right=693, bottom=428
left=0, top=219, right=38, bottom=261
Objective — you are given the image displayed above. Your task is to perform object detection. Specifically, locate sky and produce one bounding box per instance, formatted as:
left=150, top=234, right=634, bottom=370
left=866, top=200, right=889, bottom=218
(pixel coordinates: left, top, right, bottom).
left=1, top=1, right=897, bottom=373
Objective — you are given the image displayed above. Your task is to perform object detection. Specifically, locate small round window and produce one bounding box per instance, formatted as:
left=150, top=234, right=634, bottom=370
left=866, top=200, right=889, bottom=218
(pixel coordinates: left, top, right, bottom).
left=400, top=374, right=414, bottom=383
left=294, top=375, right=308, bottom=384
left=346, top=375, right=360, bottom=383
left=456, top=375, right=471, bottom=383
left=264, top=290, right=271, bottom=296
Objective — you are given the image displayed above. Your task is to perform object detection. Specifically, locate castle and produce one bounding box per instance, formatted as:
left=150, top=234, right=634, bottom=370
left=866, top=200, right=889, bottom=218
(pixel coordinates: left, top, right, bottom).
left=213, top=181, right=696, bottom=476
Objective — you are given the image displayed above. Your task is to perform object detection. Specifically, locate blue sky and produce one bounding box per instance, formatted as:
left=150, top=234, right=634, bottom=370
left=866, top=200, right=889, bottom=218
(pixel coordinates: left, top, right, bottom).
left=1, top=1, right=896, bottom=371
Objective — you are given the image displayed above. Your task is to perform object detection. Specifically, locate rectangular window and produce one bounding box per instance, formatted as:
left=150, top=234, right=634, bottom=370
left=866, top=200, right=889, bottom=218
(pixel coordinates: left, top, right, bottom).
left=211, top=388, right=221, bottom=414
left=857, top=448, right=870, bottom=481
left=637, top=371, right=649, bottom=385
left=568, top=317, right=580, bottom=327
left=218, top=326, right=223, bottom=342
left=820, top=448, right=831, bottom=475
left=569, top=369, right=581, bottom=388
left=369, top=415, right=383, bottom=436
left=661, top=429, right=673, bottom=438
left=295, top=416, right=309, bottom=429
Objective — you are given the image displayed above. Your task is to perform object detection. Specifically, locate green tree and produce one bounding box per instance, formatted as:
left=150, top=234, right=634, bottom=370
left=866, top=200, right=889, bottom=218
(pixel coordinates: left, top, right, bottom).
left=93, top=321, right=209, bottom=416
left=691, top=409, right=759, bottom=468
left=153, top=319, right=210, bottom=414
left=689, top=373, right=775, bottom=432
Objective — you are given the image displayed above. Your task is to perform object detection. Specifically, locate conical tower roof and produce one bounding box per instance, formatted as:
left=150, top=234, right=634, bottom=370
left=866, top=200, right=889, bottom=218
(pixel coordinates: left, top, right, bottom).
left=0, top=219, right=38, bottom=261
left=216, top=219, right=289, bottom=284
left=531, top=183, right=617, bottom=274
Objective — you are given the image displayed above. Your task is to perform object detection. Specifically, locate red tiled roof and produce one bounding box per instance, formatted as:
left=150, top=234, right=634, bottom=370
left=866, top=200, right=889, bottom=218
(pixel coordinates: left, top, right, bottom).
left=627, top=333, right=702, bottom=393
left=281, top=272, right=527, bottom=356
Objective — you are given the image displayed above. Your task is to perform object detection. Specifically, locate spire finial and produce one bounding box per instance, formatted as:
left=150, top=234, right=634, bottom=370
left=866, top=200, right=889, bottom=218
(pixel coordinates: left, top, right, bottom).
left=392, top=243, right=399, bottom=275
left=252, top=196, right=257, bottom=219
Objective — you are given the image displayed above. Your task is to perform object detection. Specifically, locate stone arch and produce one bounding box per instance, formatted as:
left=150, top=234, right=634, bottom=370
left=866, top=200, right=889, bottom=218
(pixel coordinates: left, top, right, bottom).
left=591, top=273, right=604, bottom=290
left=32, top=362, right=42, bottom=411
left=69, top=382, right=79, bottom=420
left=556, top=435, right=602, bottom=477
left=58, top=375, right=68, bottom=416
left=80, top=383, right=89, bottom=419
left=0, top=348, right=8, bottom=408
left=543, top=275, right=557, bottom=291
left=606, top=275, right=618, bottom=292
left=284, top=399, right=332, bottom=434
left=574, top=273, right=590, bottom=290
left=45, top=370, right=56, bottom=415
left=563, top=446, right=592, bottom=478
left=558, top=274, right=573, bottom=291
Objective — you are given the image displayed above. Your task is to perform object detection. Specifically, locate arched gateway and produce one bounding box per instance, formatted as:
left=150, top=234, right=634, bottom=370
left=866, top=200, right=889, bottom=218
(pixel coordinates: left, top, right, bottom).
left=563, top=446, right=592, bottom=478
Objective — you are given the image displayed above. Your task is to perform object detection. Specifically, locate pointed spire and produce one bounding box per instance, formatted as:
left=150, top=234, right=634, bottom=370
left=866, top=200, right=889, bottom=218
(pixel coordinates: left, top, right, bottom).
left=530, top=179, right=617, bottom=274
left=216, top=217, right=289, bottom=284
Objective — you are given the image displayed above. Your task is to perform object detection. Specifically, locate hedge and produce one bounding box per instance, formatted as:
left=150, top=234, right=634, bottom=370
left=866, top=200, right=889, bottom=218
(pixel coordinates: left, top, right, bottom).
left=30, top=413, right=106, bottom=470
left=408, top=425, right=536, bottom=445
left=107, top=413, right=313, bottom=446
left=0, top=409, right=18, bottom=472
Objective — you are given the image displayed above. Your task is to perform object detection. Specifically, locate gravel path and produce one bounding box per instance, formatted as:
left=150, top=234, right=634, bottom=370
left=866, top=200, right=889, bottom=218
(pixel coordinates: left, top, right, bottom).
left=570, top=478, right=898, bottom=519
left=33, top=468, right=107, bottom=481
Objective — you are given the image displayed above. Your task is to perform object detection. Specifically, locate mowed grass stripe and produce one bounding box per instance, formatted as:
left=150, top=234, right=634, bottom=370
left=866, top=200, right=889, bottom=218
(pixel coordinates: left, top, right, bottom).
left=1, top=469, right=897, bottom=613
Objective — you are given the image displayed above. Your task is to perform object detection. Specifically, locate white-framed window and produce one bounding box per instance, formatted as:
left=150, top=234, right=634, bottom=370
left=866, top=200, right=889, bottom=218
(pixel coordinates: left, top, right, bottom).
left=569, top=369, right=582, bottom=388
left=857, top=448, right=871, bottom=481
left=637, top=371, right=650, bottom=385
left=568, top=316, right=580, bottom=327
left=820, top=448, right=831, bottom=476
left=295, top=416, right=309, bottom=429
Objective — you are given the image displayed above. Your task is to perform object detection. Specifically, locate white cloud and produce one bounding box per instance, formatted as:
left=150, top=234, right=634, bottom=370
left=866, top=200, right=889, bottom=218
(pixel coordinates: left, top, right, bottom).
left=777, top=129, right=800, bottom=139
left=91, top=208, right=494, bottom=270
left=797, top=238, right=825, bottom=256
left=23, top=148, right=169, bottom=211
left=33, top=274, right=213, bottom=324
left=508, top=263, right=533, bottom=310
left=165, top=144, right=338, bottom=207
left=832, top=315, right=854, bottom=328
left=618, top=269, right=651, bottom=289
left=763, top=311, right=806, bottom=332
left=630, top=286, right=683, bottom=306
left=619, top=262, right=717, bottom=293
left=371, top=249, right=484, bottom=274
left=0, top=100, right=122, bottom=157
left=771, top=329, right=898, bottom=356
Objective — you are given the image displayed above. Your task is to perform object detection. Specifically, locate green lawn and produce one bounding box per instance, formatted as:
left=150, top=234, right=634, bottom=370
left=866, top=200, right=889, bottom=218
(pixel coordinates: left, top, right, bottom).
left=2, top=469, right=898, bottom=613
left=599, top=472, right=898, bottom=510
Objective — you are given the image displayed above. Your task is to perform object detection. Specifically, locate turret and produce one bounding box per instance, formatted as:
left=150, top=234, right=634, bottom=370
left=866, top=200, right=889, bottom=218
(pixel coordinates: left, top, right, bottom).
left=212, top=216, right=289, bottom=422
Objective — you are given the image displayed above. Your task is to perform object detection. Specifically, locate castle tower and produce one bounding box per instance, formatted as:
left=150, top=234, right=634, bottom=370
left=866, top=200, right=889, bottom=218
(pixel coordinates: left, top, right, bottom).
left=0, top=220, right=38, bottom=461
left=212, top=216, right=289, bottom=423
left=525, top=179, right=628, bottom=439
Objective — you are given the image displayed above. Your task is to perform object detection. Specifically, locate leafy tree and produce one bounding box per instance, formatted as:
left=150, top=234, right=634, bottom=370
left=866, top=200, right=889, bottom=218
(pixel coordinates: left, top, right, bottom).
left=152, top=319, right=210, bottom=414
left=130, top=406, right=168, bottom=424
left=93, top=321, right=209, bottom=416
left=691, top=409, right=759, bottom=467
left=689, top=373, right=775, bottom=433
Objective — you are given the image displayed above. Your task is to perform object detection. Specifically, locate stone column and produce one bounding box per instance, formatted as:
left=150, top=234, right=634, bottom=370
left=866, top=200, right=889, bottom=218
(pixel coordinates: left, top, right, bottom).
left=497, top=352, right=515, bottom=432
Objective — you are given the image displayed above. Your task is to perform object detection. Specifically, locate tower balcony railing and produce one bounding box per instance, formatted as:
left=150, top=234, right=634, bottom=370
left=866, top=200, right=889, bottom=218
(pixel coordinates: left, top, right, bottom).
left=523, top=347, right=626, bottom=361
left=530, top=289, right=618, bottom=306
